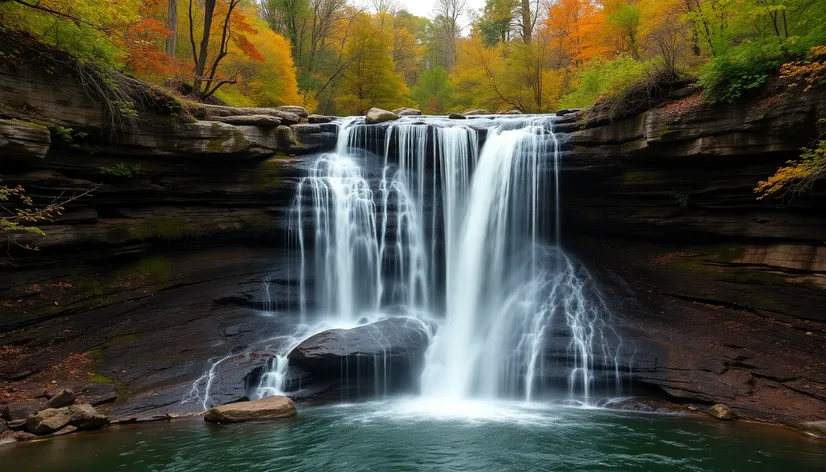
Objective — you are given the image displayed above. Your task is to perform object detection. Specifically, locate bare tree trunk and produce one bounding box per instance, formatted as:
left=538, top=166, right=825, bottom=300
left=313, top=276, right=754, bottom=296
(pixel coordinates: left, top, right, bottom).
left=166, top=0, right=177, bottom=58
left=521, top=0, right=532, bottom=44
left=193, top=0, right=217, bottom=95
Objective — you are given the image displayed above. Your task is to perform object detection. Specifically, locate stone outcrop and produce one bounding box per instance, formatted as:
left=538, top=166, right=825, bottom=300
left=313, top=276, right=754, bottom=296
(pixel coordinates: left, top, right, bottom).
left=463, top=109, right=491, bottom=115
left=46, top=389, right=75, bottom=408
left=68, top=404, right=108, bottom=430
left=1, top=401, right=43, bottom=421
left=393, top=107, right=422, bottom=116
left=204, top=395, right=296, bottom=423
left=559, top=84, right=826, bottom=426
left=0, top=119, right=50, bottom=160
left=287, top=317, right=432, bottom=400
left=213, top=115, right=282, bottom=127
left=365, top=108, right=399, bottom=124
left=25, top=408, right=72, bottom=434
left=707, top=404, right=737, bottom=421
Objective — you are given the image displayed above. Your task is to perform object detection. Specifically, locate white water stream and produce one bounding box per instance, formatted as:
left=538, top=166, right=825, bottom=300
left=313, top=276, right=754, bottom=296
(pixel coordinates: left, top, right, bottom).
left=186, top=114, right=623, bottom=407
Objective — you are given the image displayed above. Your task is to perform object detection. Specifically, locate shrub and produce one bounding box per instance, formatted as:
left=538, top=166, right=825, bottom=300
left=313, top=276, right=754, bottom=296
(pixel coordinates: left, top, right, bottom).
left=99, top=163, right=142, bottom=179
left=560, top=55, right=650, bottom=109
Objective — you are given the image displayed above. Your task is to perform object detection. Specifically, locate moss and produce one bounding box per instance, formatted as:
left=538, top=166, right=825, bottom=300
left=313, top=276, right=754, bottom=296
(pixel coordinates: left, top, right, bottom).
left=621, top=170, right=666, bottom=185
left=620, top=138, right=648, bottom=154
left=658, top=123, right=671, bottom=139
left=87, top=373, right=125, bottom=387
left=207, top=134, right=231, bottom=153
left=729, top=269, right=787, bottom=285
left=7, top=118, right=49, bottom=131
left=134, top=217, right=193, bottom=241
left=231, top=129, right=251, bottom=152
left=240, top=211, right=271, bottom=233
left=127, top=256, right=174, bottom=285
left=254, top=156, right=288, bottom=191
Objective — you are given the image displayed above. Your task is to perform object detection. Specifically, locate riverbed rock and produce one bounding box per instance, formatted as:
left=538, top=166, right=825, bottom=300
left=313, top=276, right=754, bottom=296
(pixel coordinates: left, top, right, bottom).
left=393, top=107, right=422, bottom=116
left=448, top=113, right=467, bottom=120
left=26, top=408, right=71, bottom=434
left=213, top=115, right=282, bottom=127
left=798, top=420, right=826, bottom=439
left=365, top=108, right=399, bottom=124
left=0, top=420, right=7, bottom=433
left=68, top=404, right=108, bottom=430
left=287, top=317, right=432, bottom=400
left=7, top=419, right=26, bottom=430
left=0, top=430, right=18, bottom=445
left=52, top=425, right=77, bottom=436
left=13, top=431, right=36, bottom=442
left=46, top=389, right=75, bottom=408
left=1, top=401, right=43, bottom=421
left=707, top=404, right=737, bottom=421
left=497, top=109, right=522, bottom=115
left=204, top=395, right=296, bottom=423
left=463, top=109, right=491, bottom=115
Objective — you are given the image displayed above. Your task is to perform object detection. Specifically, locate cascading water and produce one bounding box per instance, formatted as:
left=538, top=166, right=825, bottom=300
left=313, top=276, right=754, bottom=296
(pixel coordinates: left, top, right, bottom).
left=250, top=114, right=623, bottom=404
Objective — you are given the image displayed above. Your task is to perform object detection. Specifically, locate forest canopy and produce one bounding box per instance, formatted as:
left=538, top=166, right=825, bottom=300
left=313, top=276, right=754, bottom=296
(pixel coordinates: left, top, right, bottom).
left=0, top=0, right=824, bottom=115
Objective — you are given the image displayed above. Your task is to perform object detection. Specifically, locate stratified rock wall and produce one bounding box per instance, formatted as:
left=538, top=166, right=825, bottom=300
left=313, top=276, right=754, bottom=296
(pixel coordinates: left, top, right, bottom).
left=561, top=86, right=826, bottom=425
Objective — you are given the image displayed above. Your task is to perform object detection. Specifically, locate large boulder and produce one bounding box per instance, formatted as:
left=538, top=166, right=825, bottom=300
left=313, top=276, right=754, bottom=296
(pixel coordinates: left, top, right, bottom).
left=200, top=353, right=273, bottom=409
left=46, top=389, right=75, bottom=408
left=707, top=404, right=737, bottom=421
left=1, top=401, right=43, bottom=421
left=365, top=108, right=399, bottom=124
left=0, top=119, right=51, bottom=160
left=25, top=408, right=71, bottom=434
left=287, top=317, right=432, bottom=400
left=393, top=107, right=422, bottom=116
left=68, top=404, right=108, bottom=430
left=448, top=113, right=467, bottom=120
left=463, top=109, right=491, bottom=115
left=204, top=395, right=296, bottom=423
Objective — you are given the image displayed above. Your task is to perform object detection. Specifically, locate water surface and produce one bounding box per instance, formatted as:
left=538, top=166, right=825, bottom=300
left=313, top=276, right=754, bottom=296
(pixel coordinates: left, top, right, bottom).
left=2, top=399, right=824, bottom=471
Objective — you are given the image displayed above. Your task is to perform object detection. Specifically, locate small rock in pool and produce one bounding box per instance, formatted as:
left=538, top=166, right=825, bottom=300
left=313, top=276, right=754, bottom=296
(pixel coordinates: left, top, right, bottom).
left=707, top=404, right=736, bottom=421
left=204, top=396, right=296, bottom=423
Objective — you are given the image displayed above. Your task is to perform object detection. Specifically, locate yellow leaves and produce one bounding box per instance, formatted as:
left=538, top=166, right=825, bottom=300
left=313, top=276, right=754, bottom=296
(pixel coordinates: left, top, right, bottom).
left=780, top=45, right=826, bottom=92
left=755, top=140, right=826, bottom=199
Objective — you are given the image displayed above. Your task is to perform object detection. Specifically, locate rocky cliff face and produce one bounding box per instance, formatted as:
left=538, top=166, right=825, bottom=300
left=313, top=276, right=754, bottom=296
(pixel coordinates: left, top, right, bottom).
left=2, top=59, right=825, bottom=431
left=561, top=86, right=826, bottom=426
left=0, top=62, right=333, bottom=420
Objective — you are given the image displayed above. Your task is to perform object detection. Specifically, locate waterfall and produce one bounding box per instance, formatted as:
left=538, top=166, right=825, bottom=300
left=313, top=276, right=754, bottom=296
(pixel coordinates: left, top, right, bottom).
left=256, top=115, right=623, bottom=403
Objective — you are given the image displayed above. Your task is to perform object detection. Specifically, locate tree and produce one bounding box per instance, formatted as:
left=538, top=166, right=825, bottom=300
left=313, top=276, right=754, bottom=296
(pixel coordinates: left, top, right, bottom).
left=546, top=0, right=610, bottom=67
left=189, top=0, right=264, bottom=99
left=476, top=0, right=518, bottom=47
left=433, top=0, right=467, bottom=69
left=1, top=183, right=99, bottom=259
left=167, top=0, right=177, bottom=57
left=411, top=67, right=455, bottom=113
left=332, top=12, right=411, bottom=114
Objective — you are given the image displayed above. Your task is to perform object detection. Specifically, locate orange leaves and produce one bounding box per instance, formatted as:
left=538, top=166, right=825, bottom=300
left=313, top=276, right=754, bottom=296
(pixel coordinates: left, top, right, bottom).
left=235, top=34, right=265, bottom=64
left=546, top=0, right=611, bottom=66
left=119, top=16, right=184, bottom=78
left=780, top=45, right=826, bottom=92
